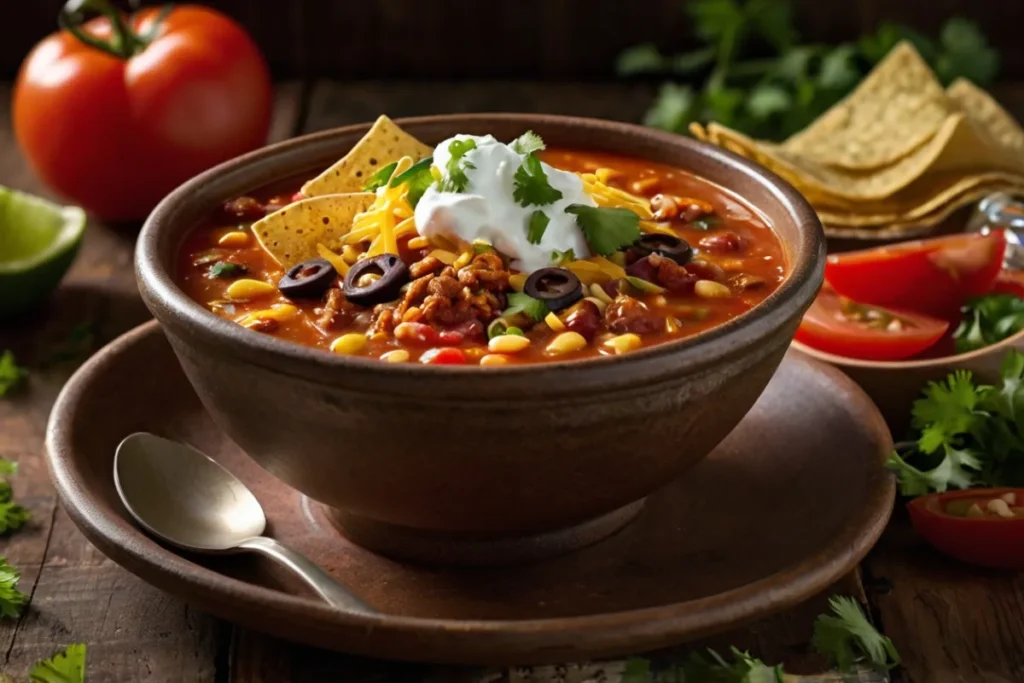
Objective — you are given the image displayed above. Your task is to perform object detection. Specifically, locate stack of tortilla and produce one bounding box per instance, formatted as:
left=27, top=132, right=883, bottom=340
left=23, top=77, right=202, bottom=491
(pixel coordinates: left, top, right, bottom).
left=691, top=41, right=1024, bottom=238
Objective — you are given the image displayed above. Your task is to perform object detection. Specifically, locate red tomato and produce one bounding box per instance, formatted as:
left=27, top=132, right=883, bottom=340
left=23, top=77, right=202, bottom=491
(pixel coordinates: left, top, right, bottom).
left=795, top=285, right=949, bottom=361
left=908, top=488, right=1024, bottom=569
left=420, top=347, right=466, bottom=365
left=990, top=269, right=1024, bottom=298
left=13, top=4, right=271, bottom=221
left=825, top=231, right=1007, bottom=319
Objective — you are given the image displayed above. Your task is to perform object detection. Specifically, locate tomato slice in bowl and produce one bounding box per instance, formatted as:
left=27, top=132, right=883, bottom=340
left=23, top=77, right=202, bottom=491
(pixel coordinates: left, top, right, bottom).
left=990, top=269, right=1024, bottom=298
left=795, top=286, right=949, bottom=361
left=908, top=488, right=1024, bottom=569
left=825, top=231, right=1007, bottom=319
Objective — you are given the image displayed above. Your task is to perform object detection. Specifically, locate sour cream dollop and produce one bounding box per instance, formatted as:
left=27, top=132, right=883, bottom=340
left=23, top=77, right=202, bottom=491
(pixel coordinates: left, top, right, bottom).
left=413, top=135, right=596, bottom=273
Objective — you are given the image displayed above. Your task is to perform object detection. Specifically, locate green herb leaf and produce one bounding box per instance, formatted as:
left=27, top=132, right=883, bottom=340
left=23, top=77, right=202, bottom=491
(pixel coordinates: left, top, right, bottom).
left=935, top=17, right=999, bottom=86
left=207, top=262, right=247, bottom=280
left=0, top=558, right=27, bottom=620
left=616, top=43, right=667, bottom=76
left=513, top=154, right=563, bottom=207
left=0, top=460, right=17, bottom=477
left=389, top=156, right=435, bottom=207
left=29, top=643, right=87, bottom=683
left=510, top=131, right=545, bottom=155
left=818, top=44, right=860, bottom=91
left=363, top=161, right=398, bottom=191
left=642, top=83, right=698, bottom=132
left=550, top=248, right=576, bottom=265
left=745, top=84, right=791, bottom=119
left=813, top=596, right=900, bottom=673
left=502, top=292, right=548, bottom=322
left=955, top=293, right=1024, bottom=354
left=527, top=211, right=550, bottom=245
left=0, top=351, right=26, bottom=397
left=439, top=140, right=477, bottom=193
left=565, top=204, right=641, bottom=256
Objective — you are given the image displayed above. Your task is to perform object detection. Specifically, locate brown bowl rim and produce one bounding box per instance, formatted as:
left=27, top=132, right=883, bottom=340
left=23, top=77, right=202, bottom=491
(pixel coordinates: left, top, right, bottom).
left=136, top=114, right=824, bottom=387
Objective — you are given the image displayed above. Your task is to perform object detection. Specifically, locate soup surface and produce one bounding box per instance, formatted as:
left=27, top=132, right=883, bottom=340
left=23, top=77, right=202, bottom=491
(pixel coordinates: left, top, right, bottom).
left=177, top=132, right=786, bottom=365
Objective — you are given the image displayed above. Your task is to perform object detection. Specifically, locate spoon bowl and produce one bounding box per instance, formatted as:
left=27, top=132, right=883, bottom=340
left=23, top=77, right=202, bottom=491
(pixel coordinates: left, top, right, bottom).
left=114, top=432, right=374, bottom=614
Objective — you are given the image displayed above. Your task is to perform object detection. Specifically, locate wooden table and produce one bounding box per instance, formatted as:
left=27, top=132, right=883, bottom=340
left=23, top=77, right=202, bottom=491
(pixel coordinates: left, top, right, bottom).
left=1, top=81, right=1023, bottom=683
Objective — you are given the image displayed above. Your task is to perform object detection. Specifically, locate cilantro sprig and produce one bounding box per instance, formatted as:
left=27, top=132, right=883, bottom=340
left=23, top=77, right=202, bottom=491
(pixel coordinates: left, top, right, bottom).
left=207, top=262, right=246, bottom=280
left=29, top=643, right=87, bottom=683
left=885, top=350, right=1024, bottom=496
left=618, top=1, right=998, bottom=141
left=954, top=293, right=1024, bottom=354
left=389, top=156, right=434, bottom=207
left=0, top=457, right=29, bottom=538
left=438, top=139, right=477, bottom=193
left=513, top=154, right=563, bottom=207
left=565, top=204, right=641, bottom=256
left=527, top=211, right=550, bottom=245
left=362, top=161, right=398, bottom=191
left=0, top=558, right=27, bottom=620
left=0, top=350, right=27, bottom=397
left=502, top=292, right=548, bottom=322
left=622, top=594, right=896, bottom=681
left=510, top=130, right=545, bottom=155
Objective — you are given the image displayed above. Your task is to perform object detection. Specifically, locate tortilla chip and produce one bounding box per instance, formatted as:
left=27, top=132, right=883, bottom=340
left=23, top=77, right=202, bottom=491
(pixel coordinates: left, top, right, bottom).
left=253, top=193, right=376, bottom=268
left=781, top=42, right=952, bottom=171
left=947, top=79, right=1024, bottom=153
left=301, top=116, right=433, bottom=197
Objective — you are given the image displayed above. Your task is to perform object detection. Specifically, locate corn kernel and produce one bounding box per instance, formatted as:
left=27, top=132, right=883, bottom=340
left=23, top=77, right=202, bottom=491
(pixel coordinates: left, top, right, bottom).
left=544, top=312, right=566, bottom=331
left=546, top=331, right=588, bottom=354
left=453, top=250, right=474, bottom=270
left=381, top=349, right=410, bottom=363
left=719, top=258, right=746, bottom=272
left=237, top=304, right=298, bottom=327
left=604, top=333, right=642, bottom=354
left=630, top=176, right=660, bottom=194
left=488, top=334, right=532, bottom=354
left=429, top=249, right=457, bottom=265
left=218, top=231, right=250, bottom=248
left=652, top=295, right=668, bottom=307
left=225, top=278, right=276, bottom=301
left=407, top=236, right=430, bottom=250
left=357, top=272, right=381, bottom=287
left=480, top=353, right=510, bottom=366
left=330, top=333, right=368, bottom=355
left=695, top=280, right=732, bottom=299
left=509, top=273, right=528, bottom=292
left=342, top=245, right=361, bottom=264
left=402, top=306, right=422, bottom=323
left=595, top=168, right=621, bottom=184
left=665, top=316, right=681, bottom=333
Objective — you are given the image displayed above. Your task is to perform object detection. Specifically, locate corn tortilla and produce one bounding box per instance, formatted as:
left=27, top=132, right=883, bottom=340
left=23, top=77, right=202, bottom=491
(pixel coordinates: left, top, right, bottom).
left=253, top=193, right=376, bottom=268
left=301, top=116, right=433, bottom=197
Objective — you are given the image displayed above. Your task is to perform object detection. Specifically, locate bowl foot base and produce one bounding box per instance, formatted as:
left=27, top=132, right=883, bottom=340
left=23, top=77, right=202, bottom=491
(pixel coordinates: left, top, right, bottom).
left=322, top=500, right=646, bottom=566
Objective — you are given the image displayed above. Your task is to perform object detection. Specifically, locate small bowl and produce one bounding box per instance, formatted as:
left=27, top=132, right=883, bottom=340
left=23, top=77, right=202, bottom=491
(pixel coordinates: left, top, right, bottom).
left=136, top=114, right=824, bottom=565
left=791, top=330, right=1024, bottom=436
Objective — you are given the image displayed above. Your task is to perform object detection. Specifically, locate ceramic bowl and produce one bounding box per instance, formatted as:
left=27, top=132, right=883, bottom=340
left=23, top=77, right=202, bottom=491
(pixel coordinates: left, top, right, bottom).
left=791, top=329, right=1024, bottom=437
left=136, top=114, right=824, bottom=565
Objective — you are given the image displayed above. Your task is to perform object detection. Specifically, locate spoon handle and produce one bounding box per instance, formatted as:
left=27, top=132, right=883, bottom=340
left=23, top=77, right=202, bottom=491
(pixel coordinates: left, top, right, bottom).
left=238, top=536, right=376, bottom=614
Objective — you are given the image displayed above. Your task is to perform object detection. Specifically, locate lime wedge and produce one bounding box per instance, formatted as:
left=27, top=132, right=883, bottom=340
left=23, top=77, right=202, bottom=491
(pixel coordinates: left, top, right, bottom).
left=0, top=186, right=86, bottom=319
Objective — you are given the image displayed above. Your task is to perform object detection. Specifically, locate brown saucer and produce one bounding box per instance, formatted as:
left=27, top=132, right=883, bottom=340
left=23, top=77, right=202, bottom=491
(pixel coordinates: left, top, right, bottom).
left=45, top=321, right=895, bottom=665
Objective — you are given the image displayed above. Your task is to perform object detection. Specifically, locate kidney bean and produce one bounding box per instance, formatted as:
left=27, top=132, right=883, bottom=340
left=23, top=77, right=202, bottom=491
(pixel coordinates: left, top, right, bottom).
left=698, top=232, right=744, bottom=253
left=602, top=278, right=629, bottom=298
left=564, top=299, right=602, bottom=342
left=605, top=295, right=663, bottom=335
left=686, top=259, right=727, bottom=283
left=626, top=255, right=657, bottom=282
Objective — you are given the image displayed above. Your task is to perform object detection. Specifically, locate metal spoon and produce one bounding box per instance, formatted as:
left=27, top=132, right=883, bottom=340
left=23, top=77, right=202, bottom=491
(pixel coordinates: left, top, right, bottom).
left=114, top=432, right=374, bottom=614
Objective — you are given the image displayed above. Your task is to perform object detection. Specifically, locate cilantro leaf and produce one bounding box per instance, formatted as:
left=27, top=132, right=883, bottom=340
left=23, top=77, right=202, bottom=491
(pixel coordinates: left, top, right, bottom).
left=510, top=131, right=545, bottom=155
left=513, top=154, right=563, bottom=207
left=207, top=262, right=247, bottom=279
left=29, top=643, right=87, bottom=683
left=0, top=350, right=26, bottom=397
left=389, top=156, right=434, bottom=207
left=565, top=204, right=641, bottom=256
left=954, top=293, right=1024, bottom=354
left=362, top=161, right=398, bottom=191
left=911, top=369, right=983, bottom=454
left=813, top=596, right=900, bottom=673
left=551, top=248, right=576, bottom=265
left=502, top=292, right=548, bottom=322
left=439, top=140, right=477, bottom=193
left=0, top=459, right=17, bottom=477
left=0, top=558, right=27, bottom=619
left=0, top=499, right=30, bottom=535
left=642, top=83, right=697, bottom=132
left=935, top=17, right=999, bottom=86
left=527, top=211, right=549, bottom=245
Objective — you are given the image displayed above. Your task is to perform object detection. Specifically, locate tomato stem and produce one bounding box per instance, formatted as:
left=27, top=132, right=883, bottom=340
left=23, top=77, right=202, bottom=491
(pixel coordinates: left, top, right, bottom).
left=58, top=0, right=173, bottom=59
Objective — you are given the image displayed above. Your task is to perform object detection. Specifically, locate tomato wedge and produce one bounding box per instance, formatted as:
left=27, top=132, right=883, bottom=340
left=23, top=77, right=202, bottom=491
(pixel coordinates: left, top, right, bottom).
left=990, top=269, right=1024, bottom=298
left=908, top=488, right=1024, bottom=569
left=825, top=231, right=1007, bottom=319
left=795, top=286, right=949, bottom=361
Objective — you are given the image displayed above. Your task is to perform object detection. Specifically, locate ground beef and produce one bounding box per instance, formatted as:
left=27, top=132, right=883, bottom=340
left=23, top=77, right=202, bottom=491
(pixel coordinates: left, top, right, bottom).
left=457, top=252, right=510, bottom=292
left=222, top=196, right=266, bottom=221
left=315, top=288, right=357, bottom=330
left=369, top=305, right=397, bottom=335
left=394, top=257, right=509, bottom=331
left=409, top=256, right=445, bottom=278
left=605, top=294, right=663, bottom=335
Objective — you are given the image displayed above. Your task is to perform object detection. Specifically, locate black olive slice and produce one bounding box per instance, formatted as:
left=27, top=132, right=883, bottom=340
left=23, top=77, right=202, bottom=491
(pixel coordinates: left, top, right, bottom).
left=343, top=254, right=410, bottom=307
left=632, top=233, right=693, bottom=265
left=278, top=258, right=337, bottom=299
left=523, top=267, right=583, bottom=311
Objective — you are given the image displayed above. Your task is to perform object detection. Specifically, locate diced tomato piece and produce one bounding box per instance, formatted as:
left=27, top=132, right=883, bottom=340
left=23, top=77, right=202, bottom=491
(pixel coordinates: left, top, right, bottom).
left=394, top=322, right=438, bottom=345
left=990, top=269, right=1024, bottom=298
left=437, top=330, right=465, bottom=345
left=825, top=231, right=1007, bottom=319
left=290, top=191, right=305, bottom=203
left=795, top=285, right=949, bottom=361
left=908, top=488, right=1024, bottom=569
left=419, top=347, right=466, bottom=365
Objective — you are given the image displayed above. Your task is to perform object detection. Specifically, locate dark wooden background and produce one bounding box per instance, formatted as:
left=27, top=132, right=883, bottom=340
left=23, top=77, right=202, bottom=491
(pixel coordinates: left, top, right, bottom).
left=3, top=0, right=1024, bottom=81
